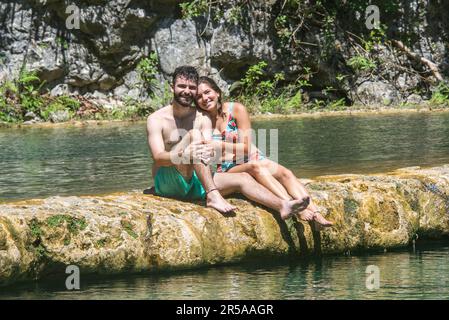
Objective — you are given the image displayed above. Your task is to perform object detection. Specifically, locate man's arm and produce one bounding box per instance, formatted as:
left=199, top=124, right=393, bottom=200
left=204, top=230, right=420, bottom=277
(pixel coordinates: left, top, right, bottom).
left=147, top=115, right=176, bottom=167
left=147, top=115, right=211, bottom=166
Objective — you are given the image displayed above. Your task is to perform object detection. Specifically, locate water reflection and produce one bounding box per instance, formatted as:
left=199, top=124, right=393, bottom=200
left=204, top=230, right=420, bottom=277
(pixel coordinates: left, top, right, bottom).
left=2, top=244, right=449, bottom=299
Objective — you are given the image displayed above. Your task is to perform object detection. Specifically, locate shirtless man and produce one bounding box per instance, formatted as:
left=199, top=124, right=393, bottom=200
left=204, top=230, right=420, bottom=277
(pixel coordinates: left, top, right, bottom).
left=146, top=65, right=307, bottom=217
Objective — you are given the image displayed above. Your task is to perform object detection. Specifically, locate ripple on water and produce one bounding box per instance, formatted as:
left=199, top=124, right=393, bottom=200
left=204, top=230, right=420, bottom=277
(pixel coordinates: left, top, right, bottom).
left=2, top=245, right=449, bottom=299
left=2, top=113, right=449, bottom=200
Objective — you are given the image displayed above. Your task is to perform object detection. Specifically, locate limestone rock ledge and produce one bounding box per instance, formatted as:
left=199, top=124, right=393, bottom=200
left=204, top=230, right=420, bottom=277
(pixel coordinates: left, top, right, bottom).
left=1, top=165, right=449, bottom=286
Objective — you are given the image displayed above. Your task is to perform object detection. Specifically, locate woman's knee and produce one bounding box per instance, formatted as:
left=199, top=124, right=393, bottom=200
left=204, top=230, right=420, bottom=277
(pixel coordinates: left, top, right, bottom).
left=259, top=159, right=281, bottom=175
left=279, top=167, right=294, bottom=180
left=237, top=172, right=254, bottom=182
left=247, top=162, right=264, bottom=175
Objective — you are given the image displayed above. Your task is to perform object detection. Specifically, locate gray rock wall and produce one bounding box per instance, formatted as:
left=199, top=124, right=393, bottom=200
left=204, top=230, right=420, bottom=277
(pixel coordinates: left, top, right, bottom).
left=1, top=0, right=448, bottom=106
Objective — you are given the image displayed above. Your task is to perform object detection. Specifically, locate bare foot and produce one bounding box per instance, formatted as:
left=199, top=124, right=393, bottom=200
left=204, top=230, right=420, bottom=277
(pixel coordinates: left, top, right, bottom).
left=279, top=197, right=310, bottom=220
left=206, top=190, right=236, bottom=214
left=313, top=211, right=334, bottom=230
left=297, top=208, right=315, bottom=222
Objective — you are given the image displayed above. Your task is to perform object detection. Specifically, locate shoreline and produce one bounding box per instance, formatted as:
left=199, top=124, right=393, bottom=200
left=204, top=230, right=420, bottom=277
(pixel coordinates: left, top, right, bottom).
left=1, top=105, right=449, bottom=129
left=251, top=105, right=449, bottom=120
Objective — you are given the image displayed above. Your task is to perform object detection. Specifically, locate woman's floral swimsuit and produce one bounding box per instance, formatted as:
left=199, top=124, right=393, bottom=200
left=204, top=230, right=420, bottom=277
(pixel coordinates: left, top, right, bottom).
left=212, top=102, right=265, bottom=173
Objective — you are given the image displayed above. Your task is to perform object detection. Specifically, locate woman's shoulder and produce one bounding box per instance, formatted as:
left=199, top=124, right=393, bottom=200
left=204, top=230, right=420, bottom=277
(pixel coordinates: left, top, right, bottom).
left=223, top=101, right=247, bottom=114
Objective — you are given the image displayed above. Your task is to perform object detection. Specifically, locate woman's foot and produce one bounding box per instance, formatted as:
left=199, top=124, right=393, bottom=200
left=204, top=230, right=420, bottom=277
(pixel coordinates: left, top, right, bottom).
left=296, top=208, right=315, bottom=221
left=279, top=198, right=310, bottom=220
left=312, top=211, right=334, bottom=230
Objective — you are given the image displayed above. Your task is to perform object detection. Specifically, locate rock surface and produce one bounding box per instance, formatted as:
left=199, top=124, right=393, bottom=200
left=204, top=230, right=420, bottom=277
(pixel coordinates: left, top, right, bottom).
left=1, top=165, right=449, bottom=286
left=0, top=0, right=448, bottom=105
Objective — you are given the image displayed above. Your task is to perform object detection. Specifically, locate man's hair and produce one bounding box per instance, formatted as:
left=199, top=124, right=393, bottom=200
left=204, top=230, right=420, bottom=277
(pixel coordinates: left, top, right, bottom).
left=172, top=66, right=199, bottom=84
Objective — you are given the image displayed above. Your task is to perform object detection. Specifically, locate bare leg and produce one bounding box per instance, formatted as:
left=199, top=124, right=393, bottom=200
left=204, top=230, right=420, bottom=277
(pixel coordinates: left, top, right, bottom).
left=263, top=160, right=309, bottom=200
left=172, top=130, right=236, bottom=214
left=227, top=162, right=292, bottom=200
left=213, top=172, right=308, bottom=219
left=261, top=159, right=333, bottom=227
left=193, top=162, right=236, bottom=214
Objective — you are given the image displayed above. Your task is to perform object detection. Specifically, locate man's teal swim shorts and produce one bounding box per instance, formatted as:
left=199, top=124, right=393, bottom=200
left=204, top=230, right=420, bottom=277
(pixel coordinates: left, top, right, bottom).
left=154, top=166, right=206, bottom=200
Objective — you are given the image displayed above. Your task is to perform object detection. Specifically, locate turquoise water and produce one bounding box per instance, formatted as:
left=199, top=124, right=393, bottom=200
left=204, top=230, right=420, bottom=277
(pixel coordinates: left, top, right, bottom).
left=1, top=243, right=449, bottom=299
left=1, top=113, right=449, bottom=299
left=1, top=112, right=449, bottom=201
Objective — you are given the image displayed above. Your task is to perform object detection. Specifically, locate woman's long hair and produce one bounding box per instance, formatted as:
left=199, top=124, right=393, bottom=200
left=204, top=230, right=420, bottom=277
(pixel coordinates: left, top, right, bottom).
left=198, top=76, right=227, bottom=119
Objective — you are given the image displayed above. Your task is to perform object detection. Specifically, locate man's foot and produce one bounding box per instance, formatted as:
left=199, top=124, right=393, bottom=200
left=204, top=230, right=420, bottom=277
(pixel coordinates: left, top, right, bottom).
left=206, top=189, right=236, bottom=214
left=279, top=197, right=310, bottom=220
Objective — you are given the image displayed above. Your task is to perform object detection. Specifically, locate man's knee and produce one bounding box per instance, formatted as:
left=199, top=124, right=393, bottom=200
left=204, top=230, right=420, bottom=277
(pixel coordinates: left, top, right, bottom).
left=187, top=129, right=203, bottom=141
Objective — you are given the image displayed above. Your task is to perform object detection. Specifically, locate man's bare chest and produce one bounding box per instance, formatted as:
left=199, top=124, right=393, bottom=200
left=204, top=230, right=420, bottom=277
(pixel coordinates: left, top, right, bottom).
left=161, top=116, right=202, bottom=147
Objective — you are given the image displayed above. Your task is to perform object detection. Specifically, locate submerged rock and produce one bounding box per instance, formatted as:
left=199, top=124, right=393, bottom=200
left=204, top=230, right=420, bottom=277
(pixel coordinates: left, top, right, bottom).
left=0, top=165, right=449, bottom=286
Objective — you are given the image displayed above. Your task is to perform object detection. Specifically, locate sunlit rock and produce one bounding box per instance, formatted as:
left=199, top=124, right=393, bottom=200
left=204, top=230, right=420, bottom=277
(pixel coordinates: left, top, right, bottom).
left=1, top=165, right=448, bottom=286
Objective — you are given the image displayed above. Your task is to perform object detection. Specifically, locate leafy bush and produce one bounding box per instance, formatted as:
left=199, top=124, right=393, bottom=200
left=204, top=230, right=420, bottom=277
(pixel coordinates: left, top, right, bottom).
left=179, top=0, right=209, bottom=19
left=137, top=52, right=159, bottom=95
left=0, top=69, right=84, bottom=122
left=40, top=96, right=80, bottom=121
left=347, top=55, right=377, bottom=71
left=430, top=82, right=449, bottom=105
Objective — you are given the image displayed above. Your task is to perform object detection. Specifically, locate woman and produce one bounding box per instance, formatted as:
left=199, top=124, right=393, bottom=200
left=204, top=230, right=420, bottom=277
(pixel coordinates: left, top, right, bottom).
left=196, top=76, right=333, bottom=228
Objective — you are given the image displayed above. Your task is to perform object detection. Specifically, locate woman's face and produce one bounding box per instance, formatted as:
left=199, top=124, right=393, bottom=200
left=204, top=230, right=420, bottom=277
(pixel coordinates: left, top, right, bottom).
left=197, top=83, right=220, bottom=112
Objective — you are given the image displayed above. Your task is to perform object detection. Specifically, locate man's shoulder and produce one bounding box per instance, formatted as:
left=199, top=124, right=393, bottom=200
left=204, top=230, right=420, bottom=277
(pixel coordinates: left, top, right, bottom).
left=147, top=105, right=171, bottom=122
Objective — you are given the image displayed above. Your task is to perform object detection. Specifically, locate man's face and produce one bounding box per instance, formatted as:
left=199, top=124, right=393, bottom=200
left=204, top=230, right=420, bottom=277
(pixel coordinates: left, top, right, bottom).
left=172, top=76, right=198, bottom=108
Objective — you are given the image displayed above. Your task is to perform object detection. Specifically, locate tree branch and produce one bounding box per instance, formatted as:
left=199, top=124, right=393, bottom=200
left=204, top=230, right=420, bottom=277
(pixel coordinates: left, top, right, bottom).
left=391, top=39, right=443, bottom=82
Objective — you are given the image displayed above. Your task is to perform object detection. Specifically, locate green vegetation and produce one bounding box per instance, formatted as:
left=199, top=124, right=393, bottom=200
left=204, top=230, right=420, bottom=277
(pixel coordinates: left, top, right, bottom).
left=430, top=82, right=449, bottom=106
left=96, top=239, right=108, bottom=248
left=46, top=215, right=87, bottom=235
left=121, top=220, right=138, bottom=239
left=0, top=52, right=168, bottom=123
left=180, top=0, right=245, bottom=25
left=29, top=218, right=43, bottom=238
left=347, top=56, right=377, bottom=72
left=233, top=61, right=348, bottom=114
left=180, top=0, right=209, bottom=19
left=28, top=218, right=47, bottom=259
left=1, top=1, right=447, bottom=124
left=174, top=0, right=448, bottom=114
left=137, top=52, right=159, bottom=94
left=0, top=70, right=80, bottom=123
left=55, top=36, right=69, bottom=49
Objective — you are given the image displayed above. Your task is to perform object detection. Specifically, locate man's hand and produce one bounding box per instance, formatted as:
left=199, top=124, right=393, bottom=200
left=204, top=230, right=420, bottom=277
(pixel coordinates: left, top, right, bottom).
left=178, top=141, right=215, bottom=165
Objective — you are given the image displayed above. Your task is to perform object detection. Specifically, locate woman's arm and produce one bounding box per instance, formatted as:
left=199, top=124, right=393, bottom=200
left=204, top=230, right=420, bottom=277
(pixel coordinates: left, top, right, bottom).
left=218, top=102, right=253, bottom=161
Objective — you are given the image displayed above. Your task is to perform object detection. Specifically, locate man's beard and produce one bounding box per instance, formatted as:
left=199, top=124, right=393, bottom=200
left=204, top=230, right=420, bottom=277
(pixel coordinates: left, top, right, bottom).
left=174, top=93, right=194, bottom=108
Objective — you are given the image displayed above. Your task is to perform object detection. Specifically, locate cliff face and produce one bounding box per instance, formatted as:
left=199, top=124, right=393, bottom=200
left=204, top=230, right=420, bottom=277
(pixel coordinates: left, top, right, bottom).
left=0, top=0, right=448, bottom=106
left=1, top=165, right=448, bottom=286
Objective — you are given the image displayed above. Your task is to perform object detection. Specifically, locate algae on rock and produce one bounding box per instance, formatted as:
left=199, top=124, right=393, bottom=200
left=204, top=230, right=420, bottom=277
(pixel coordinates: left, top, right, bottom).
left=1, top=165, right=449, bottom=286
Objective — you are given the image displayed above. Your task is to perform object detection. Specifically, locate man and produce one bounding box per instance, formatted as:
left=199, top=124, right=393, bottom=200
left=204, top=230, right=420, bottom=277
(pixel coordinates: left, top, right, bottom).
left=146, top=65, right=308, bottom=217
